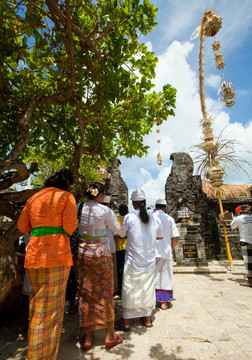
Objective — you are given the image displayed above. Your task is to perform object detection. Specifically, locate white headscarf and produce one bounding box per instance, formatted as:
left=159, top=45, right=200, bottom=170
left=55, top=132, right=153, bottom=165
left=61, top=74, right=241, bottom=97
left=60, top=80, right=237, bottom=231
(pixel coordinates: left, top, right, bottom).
left=155, top=199, right=167, bottom=206
left=131, top=189, right=146, bottom=201
left=103, top=196, right=111, bottom=204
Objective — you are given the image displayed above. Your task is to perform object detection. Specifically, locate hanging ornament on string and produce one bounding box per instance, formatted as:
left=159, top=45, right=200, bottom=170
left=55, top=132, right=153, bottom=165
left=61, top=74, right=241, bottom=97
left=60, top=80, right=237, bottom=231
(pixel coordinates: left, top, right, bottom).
left=157, top=152, right=163, bottom=166
left=212, top=40, right=225, bottom=70
left=218, top=81, right=236, bottom=108
left=154, top=117, right=163, bottom=165
left=202, top=9, right=222, bottom=37
left=211, top=34, right=235, bottom=108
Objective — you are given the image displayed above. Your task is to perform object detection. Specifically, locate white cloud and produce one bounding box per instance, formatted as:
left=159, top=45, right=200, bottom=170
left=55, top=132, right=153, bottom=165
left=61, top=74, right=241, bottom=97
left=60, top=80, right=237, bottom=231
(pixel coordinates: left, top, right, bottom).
left=145, top=41, right=153, bottom=52
left=236, top=89, right=249, bottom=97
left=120, top=2, right=252, bottom=202
left=126, top=165, right=172, bottom=211
left=205, top=74, right=222, bottom=89
left=120, top=37, right=252, bottom=200
left=152, top=0, right=252, bottom=55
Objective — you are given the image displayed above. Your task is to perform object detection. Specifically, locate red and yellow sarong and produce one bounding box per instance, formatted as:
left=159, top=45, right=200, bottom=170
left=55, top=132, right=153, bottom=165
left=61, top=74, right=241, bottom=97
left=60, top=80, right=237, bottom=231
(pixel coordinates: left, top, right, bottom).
left=74, top=244, right=114, bottom=332
left=26, top=266, right=70, bottom=360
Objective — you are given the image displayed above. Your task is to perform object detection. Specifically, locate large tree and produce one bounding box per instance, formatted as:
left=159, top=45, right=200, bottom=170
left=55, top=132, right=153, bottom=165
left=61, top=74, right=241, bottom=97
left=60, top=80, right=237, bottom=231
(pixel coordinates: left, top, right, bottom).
left=0, top=0, right=176, bottom=301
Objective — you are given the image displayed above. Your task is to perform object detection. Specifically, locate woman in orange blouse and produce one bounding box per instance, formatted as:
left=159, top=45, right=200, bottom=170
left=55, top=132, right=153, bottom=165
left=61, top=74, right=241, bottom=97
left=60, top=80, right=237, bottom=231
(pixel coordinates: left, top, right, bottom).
left=17, top=170, right=77, bottom=360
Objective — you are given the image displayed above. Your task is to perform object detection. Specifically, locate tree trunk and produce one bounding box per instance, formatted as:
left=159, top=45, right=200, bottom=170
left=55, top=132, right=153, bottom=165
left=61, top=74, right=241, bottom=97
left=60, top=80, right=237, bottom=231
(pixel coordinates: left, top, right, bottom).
left=0, top=224, right=20, bottom=303
left=0, top=189, right=38, bottom=303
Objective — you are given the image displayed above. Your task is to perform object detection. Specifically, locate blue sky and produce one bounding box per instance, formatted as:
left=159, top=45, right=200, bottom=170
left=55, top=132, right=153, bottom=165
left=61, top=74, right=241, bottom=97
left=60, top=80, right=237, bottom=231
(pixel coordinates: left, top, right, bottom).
left=119, top=0, right=252, bottom=207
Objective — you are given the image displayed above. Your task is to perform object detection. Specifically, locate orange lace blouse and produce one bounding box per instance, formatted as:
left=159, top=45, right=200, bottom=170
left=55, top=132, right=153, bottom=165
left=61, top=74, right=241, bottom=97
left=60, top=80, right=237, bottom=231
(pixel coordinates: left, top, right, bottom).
left=17, top=187, right=78, bottom=269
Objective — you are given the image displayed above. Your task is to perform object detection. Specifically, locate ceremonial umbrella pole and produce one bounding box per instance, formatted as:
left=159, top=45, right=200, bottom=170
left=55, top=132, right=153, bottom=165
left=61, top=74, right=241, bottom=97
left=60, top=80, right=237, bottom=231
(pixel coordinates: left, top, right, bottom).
left=191, top=9, right=236, bottom=268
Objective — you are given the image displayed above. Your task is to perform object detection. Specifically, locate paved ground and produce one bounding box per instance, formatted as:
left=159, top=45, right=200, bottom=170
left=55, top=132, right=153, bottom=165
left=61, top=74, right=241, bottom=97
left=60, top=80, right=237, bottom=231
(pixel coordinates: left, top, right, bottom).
left=1, top=264, right=252, bottom=360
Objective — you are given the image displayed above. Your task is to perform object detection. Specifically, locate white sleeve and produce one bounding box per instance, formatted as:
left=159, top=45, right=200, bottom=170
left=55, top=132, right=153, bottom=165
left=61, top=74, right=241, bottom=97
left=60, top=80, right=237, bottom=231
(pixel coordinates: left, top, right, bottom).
left=156, top=217, right=163, bottom=238
left=230, top=217, right=238, bottom=230
left=105, top=208, right=123, bottom=235
left=171, top=218, right=179, bottom=237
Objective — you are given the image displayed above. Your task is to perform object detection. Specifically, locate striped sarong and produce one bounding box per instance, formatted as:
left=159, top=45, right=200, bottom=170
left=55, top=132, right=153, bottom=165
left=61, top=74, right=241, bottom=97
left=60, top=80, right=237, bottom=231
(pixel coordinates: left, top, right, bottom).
left=241, top=244, right=252, bottom=278
left=26, top=266, right=70, bottom=360
left=74, top=245, right=114, bottom=332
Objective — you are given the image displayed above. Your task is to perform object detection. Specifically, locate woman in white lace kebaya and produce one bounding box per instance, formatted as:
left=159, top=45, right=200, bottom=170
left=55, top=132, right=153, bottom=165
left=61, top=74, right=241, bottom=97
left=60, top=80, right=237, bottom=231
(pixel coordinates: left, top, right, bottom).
left=74, top=182, right=123, bottom=351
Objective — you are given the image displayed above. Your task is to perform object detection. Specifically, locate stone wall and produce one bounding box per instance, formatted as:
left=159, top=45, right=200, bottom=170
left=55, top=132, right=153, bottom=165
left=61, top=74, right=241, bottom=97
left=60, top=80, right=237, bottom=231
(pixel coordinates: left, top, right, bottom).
left=165, top=152, right=251, bottom=264
left=105, top=154, right=251, bottom=263
left=165, top=152, right=207, bottom=219
left=105, top=159, right=128, bottom=212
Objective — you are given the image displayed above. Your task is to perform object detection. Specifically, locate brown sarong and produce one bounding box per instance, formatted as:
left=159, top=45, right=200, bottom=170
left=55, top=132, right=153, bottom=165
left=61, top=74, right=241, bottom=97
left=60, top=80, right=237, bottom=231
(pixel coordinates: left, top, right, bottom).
left=74, top=250, right=114, bottom=332
left=26, top=266, right=70, bottom=360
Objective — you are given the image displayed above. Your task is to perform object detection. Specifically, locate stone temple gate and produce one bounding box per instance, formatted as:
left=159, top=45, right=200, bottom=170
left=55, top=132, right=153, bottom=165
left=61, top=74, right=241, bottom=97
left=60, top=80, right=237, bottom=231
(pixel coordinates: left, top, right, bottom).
left=106, top=154, right=252, bottom=265
left=165, top=152, right=252, bottom=265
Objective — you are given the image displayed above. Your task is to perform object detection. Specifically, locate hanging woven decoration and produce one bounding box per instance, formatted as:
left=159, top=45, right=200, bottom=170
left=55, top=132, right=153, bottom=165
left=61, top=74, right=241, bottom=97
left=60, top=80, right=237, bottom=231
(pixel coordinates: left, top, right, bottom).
left=202, top=9, right=222, bottom=37
left=154, top=118, right=163, bottom=126
left=218, top=81, right=236, bottom=108
left=212, top=39, right=225, bottom=70
left=206, top=163, right=225, bottom=187
left=157, top=152, right=163, bottom=166
left=212, top=40, right=221, bottom=52
left=214, top=51, right=225, bottom=70
left=155, top=118, right=163, bottom=165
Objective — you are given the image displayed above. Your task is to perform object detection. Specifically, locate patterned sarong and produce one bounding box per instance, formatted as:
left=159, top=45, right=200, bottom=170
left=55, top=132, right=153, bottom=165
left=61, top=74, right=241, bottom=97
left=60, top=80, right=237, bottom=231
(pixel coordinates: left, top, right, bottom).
left=241, top=244, right=252, bottom=278
left=26, top=266, right=70, bottom=360
left=74, top=242, right=114, bottom=332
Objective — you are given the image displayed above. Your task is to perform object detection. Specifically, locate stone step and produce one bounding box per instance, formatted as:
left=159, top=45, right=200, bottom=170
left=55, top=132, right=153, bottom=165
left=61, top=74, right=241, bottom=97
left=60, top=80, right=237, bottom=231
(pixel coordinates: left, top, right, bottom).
left=173, top=266, right=227, bottom=273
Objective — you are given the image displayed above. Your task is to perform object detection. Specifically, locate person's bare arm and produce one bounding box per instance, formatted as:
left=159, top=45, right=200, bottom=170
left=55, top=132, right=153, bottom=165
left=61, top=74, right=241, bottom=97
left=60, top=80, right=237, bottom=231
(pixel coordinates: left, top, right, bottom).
left=171, top=236, right=178, bottom=252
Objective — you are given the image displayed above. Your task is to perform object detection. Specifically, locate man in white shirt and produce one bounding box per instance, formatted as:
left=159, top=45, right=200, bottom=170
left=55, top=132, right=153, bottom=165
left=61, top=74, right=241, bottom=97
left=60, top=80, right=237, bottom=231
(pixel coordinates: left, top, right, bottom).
left=154, top=199, right=179, bottom=309
left=119, top=189, right=163, bottom=330
left=230, top=204, right=252, bottom=287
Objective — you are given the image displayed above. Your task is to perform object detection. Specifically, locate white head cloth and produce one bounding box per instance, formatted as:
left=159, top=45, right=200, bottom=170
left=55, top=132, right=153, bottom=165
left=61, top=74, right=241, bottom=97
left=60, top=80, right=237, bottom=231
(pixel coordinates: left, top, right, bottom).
left=155, top=199, right=167, bottom=206
left=103, top=195, right=111, bottom=204
left=131, top=189, right=146, bottom=201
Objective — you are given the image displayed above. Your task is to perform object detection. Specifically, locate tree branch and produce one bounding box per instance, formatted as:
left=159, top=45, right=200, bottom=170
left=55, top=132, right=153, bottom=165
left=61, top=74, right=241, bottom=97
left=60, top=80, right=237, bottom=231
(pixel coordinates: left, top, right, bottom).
left=64, top=0, right=76, bottom=99
left=45, top=0, right=100, bottom=57
left=0, top=96, right=39, bottom=170
left=0, top=162, right=38, bottom=191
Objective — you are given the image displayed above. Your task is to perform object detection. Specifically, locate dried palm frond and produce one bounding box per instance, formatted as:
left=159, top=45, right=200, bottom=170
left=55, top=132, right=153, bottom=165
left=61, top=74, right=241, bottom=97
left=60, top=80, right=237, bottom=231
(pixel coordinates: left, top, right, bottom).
left=190, top=127, right=252, bottom=181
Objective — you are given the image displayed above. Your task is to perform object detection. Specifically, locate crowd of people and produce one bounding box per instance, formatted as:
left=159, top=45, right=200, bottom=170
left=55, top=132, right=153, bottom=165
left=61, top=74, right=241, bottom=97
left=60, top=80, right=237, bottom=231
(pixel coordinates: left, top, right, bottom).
left=16, top=169, right=252, bottom=359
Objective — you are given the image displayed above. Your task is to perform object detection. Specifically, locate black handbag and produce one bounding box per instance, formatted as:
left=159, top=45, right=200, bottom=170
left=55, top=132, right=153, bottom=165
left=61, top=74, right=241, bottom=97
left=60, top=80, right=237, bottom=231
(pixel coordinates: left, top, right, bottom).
left=70, top=202, right=84, bottom=255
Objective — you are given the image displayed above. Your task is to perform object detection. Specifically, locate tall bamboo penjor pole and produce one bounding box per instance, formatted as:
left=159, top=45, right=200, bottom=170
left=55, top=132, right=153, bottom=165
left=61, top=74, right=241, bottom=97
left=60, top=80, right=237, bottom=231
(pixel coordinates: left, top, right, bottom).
left=197, top=9, right=234, bottom=266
